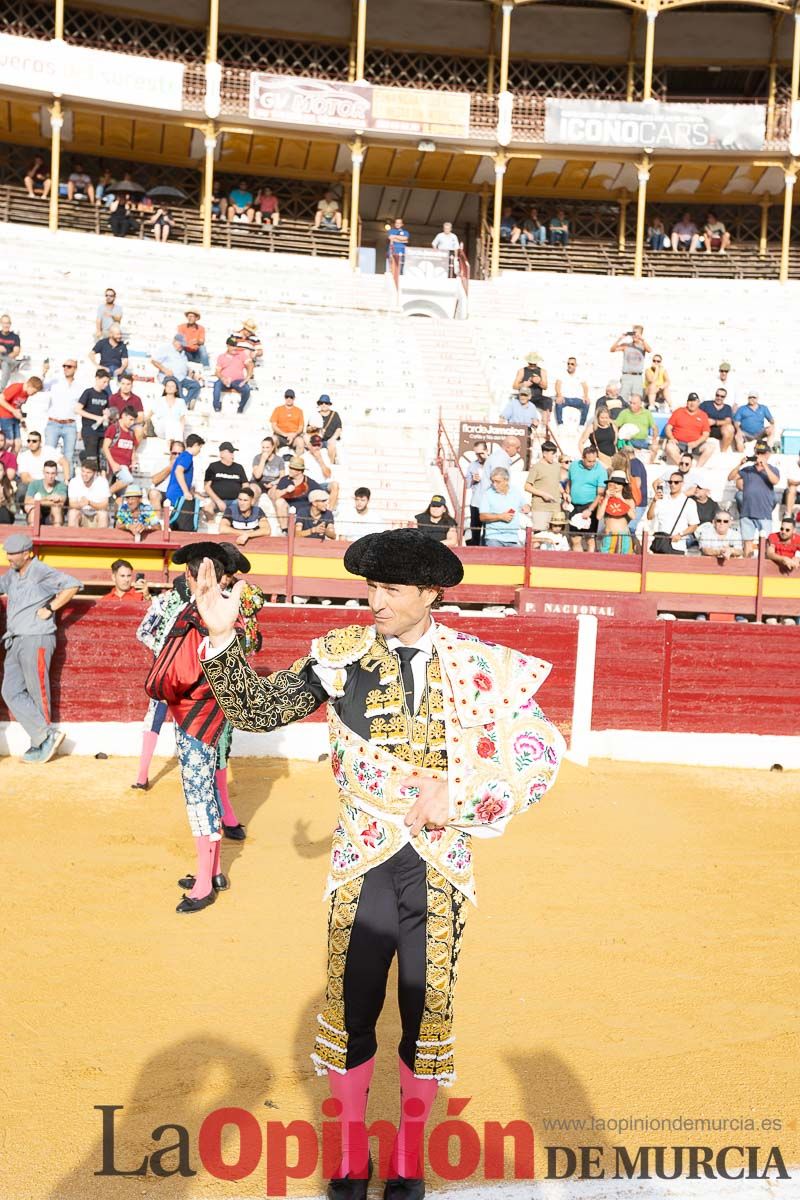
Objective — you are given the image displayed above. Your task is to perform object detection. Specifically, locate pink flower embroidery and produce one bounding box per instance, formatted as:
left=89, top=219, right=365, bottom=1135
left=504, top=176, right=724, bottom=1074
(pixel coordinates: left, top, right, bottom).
left=476, top=736, right=495, bottom=759
left=426, top=828, right=444, bottom=843
left=513, top=731, right=546, bottom=760
left=475, top=793, right=507, bottom=823
left=330, top=749, right=342, bottom=777
left=360, top=821, right=382, bottom=849
left=473, top=672, right=492, bottom=693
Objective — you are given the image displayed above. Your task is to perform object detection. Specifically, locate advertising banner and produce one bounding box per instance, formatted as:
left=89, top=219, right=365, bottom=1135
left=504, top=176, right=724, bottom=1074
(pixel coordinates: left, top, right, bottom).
left=544, top=98, right=766, bottom=152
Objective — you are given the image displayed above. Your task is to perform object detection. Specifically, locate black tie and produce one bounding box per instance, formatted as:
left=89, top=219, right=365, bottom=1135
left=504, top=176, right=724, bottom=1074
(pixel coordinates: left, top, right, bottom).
left=395, top=647, right=420, bottom=712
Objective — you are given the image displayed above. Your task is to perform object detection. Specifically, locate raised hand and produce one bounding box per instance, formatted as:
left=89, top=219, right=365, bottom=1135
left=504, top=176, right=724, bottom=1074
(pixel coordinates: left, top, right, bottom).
left=195, top=557, right=244, bottom=643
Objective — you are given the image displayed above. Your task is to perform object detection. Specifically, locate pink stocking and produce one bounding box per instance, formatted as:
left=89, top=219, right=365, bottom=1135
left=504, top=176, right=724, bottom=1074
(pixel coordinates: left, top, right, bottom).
left=216, top=768, right=239, bottom=827
left=327, top=1057, right=375, bottom=1178
left=212, top=840, right=221, bottom=876
left=188, top=836, right=215, bottom=899
left=135, top=730, right=158, bottom=786
left=391, top=1058, right=438, bottom=1179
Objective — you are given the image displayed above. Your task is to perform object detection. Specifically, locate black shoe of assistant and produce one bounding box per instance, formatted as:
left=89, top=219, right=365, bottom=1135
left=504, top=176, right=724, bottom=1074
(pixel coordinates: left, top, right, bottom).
left=383, top=1179, right=425, bottom=1199
left=222, top=823, right=247, bottom=840
left=175, top=890, right=217, bottom=914
left=327, top=1156, right=373, bottom=1200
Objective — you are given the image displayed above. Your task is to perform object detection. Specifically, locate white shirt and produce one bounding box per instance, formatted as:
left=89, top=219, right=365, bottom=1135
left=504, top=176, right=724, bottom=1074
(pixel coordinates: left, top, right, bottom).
left=657, top=467, right=703, bottom=493
left=44, top=375, right=83, bottom=422
left=17, top=447, right=60, bottom=481
left=150, top=395, right=187, bottom=442
left=651, top=494, right=700, bottom=551
left=336, top=508, right=380, bottom=541
left=68, top=473, right=110, bottom=513
left=432, top=232, right=459, bottom=251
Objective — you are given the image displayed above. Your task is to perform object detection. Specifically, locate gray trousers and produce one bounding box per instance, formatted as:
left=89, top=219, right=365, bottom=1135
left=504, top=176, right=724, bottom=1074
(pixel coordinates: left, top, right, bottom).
left=0, top=357, right=16, bottom=391
left=1, top=634, right=56, bottom=747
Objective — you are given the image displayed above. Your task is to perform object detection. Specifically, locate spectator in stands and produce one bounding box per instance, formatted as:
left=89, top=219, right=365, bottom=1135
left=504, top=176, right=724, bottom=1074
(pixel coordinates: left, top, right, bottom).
left=16, top=432, right=68, bottom=501
left=524, top=440, right=562, bottom=532
left=220, top=485, right=270, bottom=544
left=513, top=206, right=547, bottom=248
left=337, top=486, right=375, bottom=541
left=644, top=354, right=672, bottom=411
left=95, top=170, right=114, bottom=207
left=231, top=318, right=263, bottom=364
left=555, top=357, right=590, bottom=426
left=671, top=211, right=701, bottom=252
left=499, top=205, right=515, bottom=242
left=227, top=179, right=255, bottom=223
left=614, top=393, right=658, bottom=456
left=0, top=430, right=17, bottom=481
left=414, top=494, right=458, bottom=546
left=24, top=155, right=50, bottom=199
left=160, top=432, right=205, bottom=515
left=95, top=288, right=122, bottom=337
left=700, top=387, right=735, bottom=452
left=2, top=375, right=44, bottom=450
left=147, top=205, right=174, bottom=242
left=565, top=447, right=607, bottom=551
left=734, top=391, right=774, bottom=450
left=147, top=379, right=187, bottom=444
left=766, top=517, right=800, bottom=572
left=610, top=325, right=650, bottom=402
left=255, top=186, right=280, bottom=227
left=103, top=405, right=142, bottom=498
left=501, top=385, right=539, bottom=429
left=203, top=441, right=249, bottom=522
left=314, top=190, right=342, bottom=231
left=249, top=436, right=283, bottom=501
left=613, top=446, right=648, bottom=527
left=432, top=221, right=460, bottom=275
left=178, top=309, right=209, bottom=367
left=702, top=212, right=731, bottom=255
left=90, top=322, right=128, bottom=381
left=271, top=388, right=305, bottom=448
left=664, top=393, right=714, bottom=466
left=531, top=511, right=570, bottom=551
left=478, top=435, right=525, bottom=513
left=579, top=407, right=617, bottom=469
left=296, top=490, right=336, bottom=540
left=728, top=445, right=780, bottom=556
left=0, top=314, right=22, bottom=392
left=548, top=209, right=569, bottom=246
left=690, top=476, right=719, bottom=527
left=0, top=461, right=16, bottom=523
left=658, top=452, right=703, bottom=496
left=109, top=194, right=138, bottom=238
left=67, top=163, right=95, bottom=204
left=594, top=380, right=623, bottom=420
left=114, top=484, right=161, bottom=540
left=647, top=474, right=699, bottom=554
left=708, top=361, right=739, bottom=410
left=512, top=351, right=549, bottom=405
left=465, top=442, right=488, bottom=546
left=316, top=395, right=342, bottom=464
left=76, top=368, right=112, bottom=464
left=272, top=456, right=326, bottom=532
left=67, top=458, right=110, bottom=529
left=696, top=511, right=743, bottom=560
left=151, top=334, right=201, bottom=409
left=25, top=460, right=67, bottom=526
left=480, top=468, right=529, bottom=549
left=597, top=471, right=636, bottom=554
left=42, top=357, right=81, bottom=467
left=647, top=216, right=670, bottom=251
left=211, top=181, right=227, bottom=221
left=213, top=336, right=252, bottom=414
left=109, top=371, right=144, bottom=418
left=100, top=559, right=151, bottom=604
left=146, top=439, right=182, bottom=510
left=387, top=217, right=410, bottom=274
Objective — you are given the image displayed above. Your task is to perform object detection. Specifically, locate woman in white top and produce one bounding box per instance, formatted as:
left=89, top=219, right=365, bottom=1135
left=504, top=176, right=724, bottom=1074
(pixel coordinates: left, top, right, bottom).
left=148, top=379, right=187, bottom=443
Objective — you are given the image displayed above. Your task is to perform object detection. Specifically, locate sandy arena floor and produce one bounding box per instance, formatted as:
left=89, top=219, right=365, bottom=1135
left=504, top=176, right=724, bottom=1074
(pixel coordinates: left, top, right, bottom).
left=1, top=754, right=797, bottom=1199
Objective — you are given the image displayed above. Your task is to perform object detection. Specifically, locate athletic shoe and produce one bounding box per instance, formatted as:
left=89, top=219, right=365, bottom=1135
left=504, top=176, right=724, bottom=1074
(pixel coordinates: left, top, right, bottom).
left=23, top=730, right=65, bottom=764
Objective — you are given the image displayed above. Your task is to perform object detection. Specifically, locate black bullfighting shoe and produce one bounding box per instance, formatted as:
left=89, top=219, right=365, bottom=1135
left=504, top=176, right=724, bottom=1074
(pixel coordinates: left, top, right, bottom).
left=383, top=1178, right=425, bottom=1199
left=326, top=1156, right=373, bottom=1199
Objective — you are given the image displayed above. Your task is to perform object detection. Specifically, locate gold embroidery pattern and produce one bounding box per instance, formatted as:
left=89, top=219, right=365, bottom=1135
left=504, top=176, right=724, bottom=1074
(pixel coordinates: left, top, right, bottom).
left=413, top=867, right=467, bottom=1084
left=312, top=876, right=365, bottom=1076
left=366, top=648, right=448, bottom=769
left=312, top=624, right=376, bottom=670
left=203, top=641, right=321, bottom=732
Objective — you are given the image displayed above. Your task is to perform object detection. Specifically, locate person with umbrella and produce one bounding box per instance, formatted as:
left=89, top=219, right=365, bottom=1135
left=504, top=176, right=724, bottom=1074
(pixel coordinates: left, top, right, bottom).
left=148, top=205, right=174, bottom=242
left=108, top=180, right=144, bottom=238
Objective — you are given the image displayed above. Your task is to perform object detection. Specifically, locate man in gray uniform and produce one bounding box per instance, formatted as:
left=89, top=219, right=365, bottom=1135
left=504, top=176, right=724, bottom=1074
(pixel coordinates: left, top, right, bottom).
left=0, top=533, right=82, bottom=763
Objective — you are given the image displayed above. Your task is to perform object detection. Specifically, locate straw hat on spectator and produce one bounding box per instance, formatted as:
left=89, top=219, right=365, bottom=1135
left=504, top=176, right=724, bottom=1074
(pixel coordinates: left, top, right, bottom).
left=184, top=307, right=201, bottom=319
left=242, top=318, right=258, bottom=333
left=526, top=351, right=542, bottom=364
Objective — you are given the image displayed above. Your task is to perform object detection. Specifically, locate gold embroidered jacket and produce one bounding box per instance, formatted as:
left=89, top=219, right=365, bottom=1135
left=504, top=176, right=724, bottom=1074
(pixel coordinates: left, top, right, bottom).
left=201, top=622, right=565, bottom=903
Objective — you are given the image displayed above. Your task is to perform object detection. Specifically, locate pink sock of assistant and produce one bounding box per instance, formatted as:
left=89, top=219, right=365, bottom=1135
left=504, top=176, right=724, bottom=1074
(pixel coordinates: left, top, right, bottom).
left=215, top=768, right=239, bottom=826
left=188, top=836, right=215, bottom=899
left=391, top=1058, right=438, bottom=1179
left=135, top=730, right=159, bottom=786
left=212, top=840, right=221, bottom=876
left=328, top=1056, right=375, bottom=1178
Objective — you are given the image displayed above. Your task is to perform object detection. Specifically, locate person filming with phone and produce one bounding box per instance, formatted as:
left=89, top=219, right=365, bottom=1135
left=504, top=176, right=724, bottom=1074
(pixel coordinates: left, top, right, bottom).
left=98, top=558, right=152, bottom=604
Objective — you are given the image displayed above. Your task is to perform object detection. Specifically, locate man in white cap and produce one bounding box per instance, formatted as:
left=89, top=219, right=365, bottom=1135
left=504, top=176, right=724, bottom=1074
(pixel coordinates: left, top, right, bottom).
left=0, top=533, right=82, bottom=762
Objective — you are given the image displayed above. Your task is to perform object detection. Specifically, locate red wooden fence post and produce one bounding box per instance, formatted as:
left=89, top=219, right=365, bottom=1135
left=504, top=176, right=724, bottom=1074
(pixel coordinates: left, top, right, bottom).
left=285, top=513, right=296, bottom=603
left=660, top=621, right=674, bottom=731
left=755, top=535, right=766, bottom=623
left=523, top=525, right=532, bottom=591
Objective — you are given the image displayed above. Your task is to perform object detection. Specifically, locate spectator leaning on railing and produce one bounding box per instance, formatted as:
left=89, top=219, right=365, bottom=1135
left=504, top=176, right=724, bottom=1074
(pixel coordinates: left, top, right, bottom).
left=219, top=485, right=270, bottom=545
left=766, top=518, right=800, bottom=572
left=413, top=494, right=458, bottom=546
left=695, top=511, right=743, bottom=561
left=115, top=484, right=161, bottom=541
left=479, top=467, right=529, bottom=548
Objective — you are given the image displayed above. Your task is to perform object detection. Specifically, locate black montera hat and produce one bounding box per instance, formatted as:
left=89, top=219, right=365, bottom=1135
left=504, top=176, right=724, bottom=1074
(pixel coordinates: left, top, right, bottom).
left=171, top=540, right=228, bottom=567
left=217, top=543, right=251, bottom=574
left=344, top=529, right=464, bottom=588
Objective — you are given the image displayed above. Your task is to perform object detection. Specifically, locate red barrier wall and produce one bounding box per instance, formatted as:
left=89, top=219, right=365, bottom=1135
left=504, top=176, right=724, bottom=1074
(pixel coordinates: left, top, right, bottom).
left=1, top=603, right=798, bottom=738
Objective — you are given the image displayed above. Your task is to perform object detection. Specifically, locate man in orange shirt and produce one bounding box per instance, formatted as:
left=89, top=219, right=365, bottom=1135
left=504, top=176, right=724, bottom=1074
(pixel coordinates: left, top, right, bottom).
left=270, top=388, right=305, bottom=448
left=177, top=309, right=208, bottom=368
left=663, top=392, right=714, bottom=466
left=98, top=559, right=151, bottom=603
